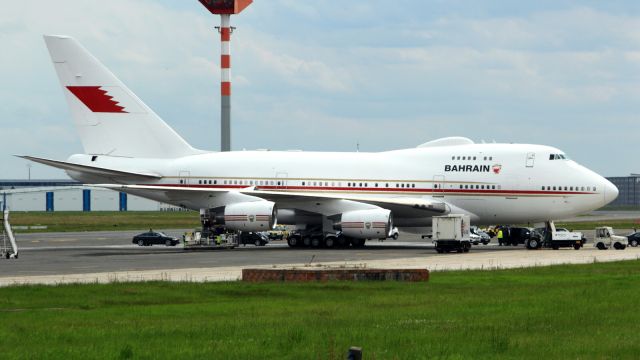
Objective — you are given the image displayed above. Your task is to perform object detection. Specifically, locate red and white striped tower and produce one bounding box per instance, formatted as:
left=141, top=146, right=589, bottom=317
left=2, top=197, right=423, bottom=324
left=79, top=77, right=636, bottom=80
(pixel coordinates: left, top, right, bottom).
left=198, top=0, right=253, bottom=152
left=219, top=13, right=232, bottom=152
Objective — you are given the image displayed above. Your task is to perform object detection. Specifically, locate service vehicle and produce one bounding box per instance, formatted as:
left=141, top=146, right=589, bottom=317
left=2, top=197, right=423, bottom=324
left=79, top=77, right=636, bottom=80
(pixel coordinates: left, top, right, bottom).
left=133, top=231, right=179, bottom=247
left=498, top=227, right=534, bottom=246
left=529, top=223, right=585, bottom=250
left=432, top=214, right=471, bottom=253
left=626, top=231, right=640, bottom=247
left=593, top=227, right=627, bottom=250
left=266, top=225, right=289, bottom=241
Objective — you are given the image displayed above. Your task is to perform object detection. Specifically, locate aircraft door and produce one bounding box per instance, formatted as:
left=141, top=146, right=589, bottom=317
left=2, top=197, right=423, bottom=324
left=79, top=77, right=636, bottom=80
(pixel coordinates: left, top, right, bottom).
left=433, top=175, right=445, bottom=197
left=179, top=171, right=190, bottom=185
left=525, top=152, right=535, bottom=168
left=276, top=172, right=288, bottom=189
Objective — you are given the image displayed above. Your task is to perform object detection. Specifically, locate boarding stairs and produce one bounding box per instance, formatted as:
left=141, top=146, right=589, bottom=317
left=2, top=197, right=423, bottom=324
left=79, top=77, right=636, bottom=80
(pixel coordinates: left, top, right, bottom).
left=1, top=210, right=18, bottom=259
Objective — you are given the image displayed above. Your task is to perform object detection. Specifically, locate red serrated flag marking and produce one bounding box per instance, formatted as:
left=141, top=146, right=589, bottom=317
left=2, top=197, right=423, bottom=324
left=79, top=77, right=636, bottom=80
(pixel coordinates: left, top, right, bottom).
left=66, top=86, right=127, bottom=113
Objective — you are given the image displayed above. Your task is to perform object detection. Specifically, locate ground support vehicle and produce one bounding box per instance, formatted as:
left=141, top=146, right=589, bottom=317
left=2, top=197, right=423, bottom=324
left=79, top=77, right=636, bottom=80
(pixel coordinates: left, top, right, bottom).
left=183, top=230, right=236, bottom=250
left=527, top=222, right=586, bottom=250
left=1, top=210, right=18, bottom=259
left=593, top=227, right=627, bottom=250
left=497, top=226, right=533, bottom=246
left=432, top=215, right=471, bottom=253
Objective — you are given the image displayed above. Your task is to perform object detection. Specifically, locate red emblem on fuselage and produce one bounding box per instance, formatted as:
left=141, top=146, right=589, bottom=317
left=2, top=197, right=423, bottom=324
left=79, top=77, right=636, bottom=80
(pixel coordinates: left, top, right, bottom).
left=492, top=164, right=502, bottom=174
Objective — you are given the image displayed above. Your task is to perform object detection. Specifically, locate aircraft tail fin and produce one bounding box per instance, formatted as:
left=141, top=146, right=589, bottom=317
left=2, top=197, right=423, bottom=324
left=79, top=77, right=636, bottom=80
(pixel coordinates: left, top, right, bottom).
left=43, top=35, right=203, bottom=158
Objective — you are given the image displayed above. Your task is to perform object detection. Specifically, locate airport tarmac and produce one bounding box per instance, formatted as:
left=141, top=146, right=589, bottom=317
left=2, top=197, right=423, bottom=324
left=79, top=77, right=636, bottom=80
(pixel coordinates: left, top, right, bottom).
left=1, top=228, right=639, bottom=286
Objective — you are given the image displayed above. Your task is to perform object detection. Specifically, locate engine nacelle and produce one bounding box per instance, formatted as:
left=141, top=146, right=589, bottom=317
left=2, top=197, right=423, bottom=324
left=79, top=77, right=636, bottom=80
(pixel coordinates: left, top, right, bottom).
left=339, top=209, right=392, bottom=239
left=223, top=201, right=277, bottom=231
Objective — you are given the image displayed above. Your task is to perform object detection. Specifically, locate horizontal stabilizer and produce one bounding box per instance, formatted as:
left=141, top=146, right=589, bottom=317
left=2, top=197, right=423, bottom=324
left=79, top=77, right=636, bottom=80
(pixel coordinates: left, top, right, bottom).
left=17, top=155, right=162, bottom=179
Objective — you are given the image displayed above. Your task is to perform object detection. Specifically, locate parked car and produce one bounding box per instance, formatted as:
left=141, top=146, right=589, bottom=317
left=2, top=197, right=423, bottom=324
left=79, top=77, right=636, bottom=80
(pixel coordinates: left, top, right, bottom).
left=133, top=231, right=179, bottom=246
left=470, top=226, right=490, bottom=245
left=240, top=232, right=270, bottom=246
left=626, top=232, right=640, bottom=247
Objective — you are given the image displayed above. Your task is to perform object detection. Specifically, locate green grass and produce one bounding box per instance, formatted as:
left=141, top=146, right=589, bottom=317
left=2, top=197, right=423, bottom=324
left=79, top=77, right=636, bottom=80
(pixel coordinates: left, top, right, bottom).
left=556, top=220, right=639, bottom=231
left=1, top=261, right=640, bottom=359
left=8, top=211, right=200, bottom=233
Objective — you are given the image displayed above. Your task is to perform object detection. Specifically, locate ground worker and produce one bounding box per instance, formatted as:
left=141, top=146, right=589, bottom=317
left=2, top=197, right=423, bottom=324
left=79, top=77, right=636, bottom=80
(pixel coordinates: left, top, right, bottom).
left=497, top=228, right=504, bottom=246
left=215, top=234, right=222, bottom=246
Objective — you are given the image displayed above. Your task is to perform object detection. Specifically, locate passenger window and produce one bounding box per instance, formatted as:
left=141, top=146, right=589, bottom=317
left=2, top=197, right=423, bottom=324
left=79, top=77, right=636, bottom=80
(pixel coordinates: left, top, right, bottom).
left=553, top=186, right=556, bottom=190
left=452, top=156, right=455, bottom=160
left=465, top=185, right=468, bottom=189
left=457, top=156, right=460, bottom=160
left=473, top=157, right=476, bottom=160
left=396, top=184, right=399, bottom=188
left=593, top=187, right=596, bottom=191
left=198, top=180, right=202, bottom=184
left=564, top=187, right=567, bottom=191
left=386, top=183, right=389, bottom=188
left=492, top=185, right=496, bottom=190
left=483, top=157, right=487, bottom=160
left=302, top=182, right=306, bottom=186
left=462, top=156, right=466, bottom=160
left=434, top=184, right=438, bottom=189
left=401, top=184, right=405, bottom=188
left=180, top=180, right=184, bottom=184
left=542, top=186, right=545, bottom=190
left=359, top=183, right=363, bottom=187
left=412, top=184, right=415, bottom=188
left=460, top=185, right=463, bottom=189
left=277, top=181, right=281, bottom=186
left=214, top=180, right=217, bottom=185
left=489, top=157, right=492, bottom=160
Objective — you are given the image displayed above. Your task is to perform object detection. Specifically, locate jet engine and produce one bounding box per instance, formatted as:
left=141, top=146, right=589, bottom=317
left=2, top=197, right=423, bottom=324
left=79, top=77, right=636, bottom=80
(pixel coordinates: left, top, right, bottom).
left=338, top=209, right=392, bottom=239
left=222, top=201, right=277, bottom=231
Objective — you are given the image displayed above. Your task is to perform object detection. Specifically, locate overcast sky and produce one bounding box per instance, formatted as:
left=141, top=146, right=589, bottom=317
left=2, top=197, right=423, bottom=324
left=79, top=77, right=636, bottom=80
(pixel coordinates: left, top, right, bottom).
left=1, top=0, right=639, bottom=179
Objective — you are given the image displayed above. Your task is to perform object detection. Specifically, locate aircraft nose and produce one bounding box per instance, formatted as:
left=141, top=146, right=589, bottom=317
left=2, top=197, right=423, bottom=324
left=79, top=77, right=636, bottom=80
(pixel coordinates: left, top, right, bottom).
left=603, top=178, right=619, bottom=205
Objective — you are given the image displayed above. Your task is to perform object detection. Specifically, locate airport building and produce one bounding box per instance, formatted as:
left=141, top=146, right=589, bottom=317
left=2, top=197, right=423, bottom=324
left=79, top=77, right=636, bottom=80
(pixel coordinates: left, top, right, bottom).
left=606, top=175, right=640, bottom=207
left=0, top=180, right=183, bottom=212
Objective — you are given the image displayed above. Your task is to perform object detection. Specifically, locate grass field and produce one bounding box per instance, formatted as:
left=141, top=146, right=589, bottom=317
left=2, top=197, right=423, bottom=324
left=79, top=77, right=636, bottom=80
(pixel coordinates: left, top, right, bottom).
left=8, top=211, right=200, bottom=233
left=0, top=261, right=639, bottom=359
left=556, top=220, right=639, bottom=231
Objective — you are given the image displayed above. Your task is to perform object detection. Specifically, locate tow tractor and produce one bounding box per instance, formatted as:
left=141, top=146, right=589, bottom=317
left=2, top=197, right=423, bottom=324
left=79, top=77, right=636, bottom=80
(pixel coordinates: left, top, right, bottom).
left=593, top=227, right=627, bottom=250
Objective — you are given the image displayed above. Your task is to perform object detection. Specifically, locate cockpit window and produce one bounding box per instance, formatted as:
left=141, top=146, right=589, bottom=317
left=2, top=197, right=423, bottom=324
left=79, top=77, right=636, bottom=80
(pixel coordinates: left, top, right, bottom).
left=549, top=154, right=569, bottom=160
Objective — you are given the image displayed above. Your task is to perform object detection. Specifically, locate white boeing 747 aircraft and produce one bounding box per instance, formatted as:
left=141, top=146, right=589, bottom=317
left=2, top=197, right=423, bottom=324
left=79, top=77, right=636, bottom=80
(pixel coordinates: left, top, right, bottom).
left=21, top=35, right=619, bottom=247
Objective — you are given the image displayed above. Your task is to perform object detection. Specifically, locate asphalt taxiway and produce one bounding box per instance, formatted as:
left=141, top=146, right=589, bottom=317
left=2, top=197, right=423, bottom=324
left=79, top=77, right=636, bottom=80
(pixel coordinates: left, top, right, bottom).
left=1, top=227, right=639, bottom=286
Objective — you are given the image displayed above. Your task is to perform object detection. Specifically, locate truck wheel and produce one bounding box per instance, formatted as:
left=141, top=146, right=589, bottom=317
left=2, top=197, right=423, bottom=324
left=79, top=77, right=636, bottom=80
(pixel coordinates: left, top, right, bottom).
left=392, top=233, right=399, bottom=240
left=302, top=237, right=312, bottom=247
left=436, top=248, right=444, bottom=253
left=596, top=243, right=606, bottom=250
left=527, top=239, right=539, bottom=250
left=552, top=245, right=559, bottom=250
left=573, top=243, right=581, bottom=250
left=324, top=236, right=336, bottom=248
left=311, top=236, right=322, bottom=248
left=287, top=236, right=300, bottom=247
left=336, top=236, right=348, bottom=248
left=614, top=242, right=625, bottom=250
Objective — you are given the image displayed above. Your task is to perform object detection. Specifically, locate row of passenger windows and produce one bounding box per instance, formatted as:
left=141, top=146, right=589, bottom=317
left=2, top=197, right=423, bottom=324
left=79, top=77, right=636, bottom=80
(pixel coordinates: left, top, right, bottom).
left=190, top=179, right=283, bottom=186
left=458, top=184, right=497, bottom=190
left=542, top=186, right=596, bottom=192
left=451, top=155, right=493, bottom=161
left=188, top=179, right=420, bottom=189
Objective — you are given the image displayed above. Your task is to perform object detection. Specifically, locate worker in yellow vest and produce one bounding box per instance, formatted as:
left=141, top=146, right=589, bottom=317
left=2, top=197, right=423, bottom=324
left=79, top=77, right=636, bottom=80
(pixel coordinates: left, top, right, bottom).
left=497, top=228, right=504, bottom=246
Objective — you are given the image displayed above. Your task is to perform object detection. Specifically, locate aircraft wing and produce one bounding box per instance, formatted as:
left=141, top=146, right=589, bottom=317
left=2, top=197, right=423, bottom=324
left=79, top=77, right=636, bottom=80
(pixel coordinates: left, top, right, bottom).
left=18, top=156, right=162, bottom=179
left=240, top=189, right=449, bottom=218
